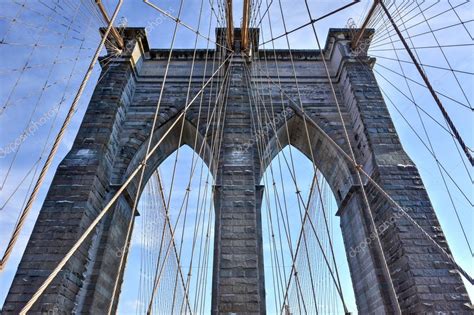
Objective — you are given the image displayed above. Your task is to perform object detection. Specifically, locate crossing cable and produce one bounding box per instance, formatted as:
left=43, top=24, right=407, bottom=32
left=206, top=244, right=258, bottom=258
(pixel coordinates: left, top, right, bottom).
left=106, top=1, right=194, bottom=312
left=247, top=71, right=286, bottom=313
left=246, top=16, right=294, bottom=306
left=370, top=42, right=474, bottom=51
left=245, top=41, right=289, bottom=310
left=0, top=0, right=93, bottom=196
left=374, top=68, right=473, bottom=206
left=369, top=0, right=429, bottom=43
left=190, top=22, right=227, bottom=312
left=0, top=75, right=74, bottom=114
left=0, top=0, right=117, bottom=207
left=369, top=0, right=429, bottom=45
left=167, top=1, right=212, bottom=311
left=142, top=171, right=179, bottom=313
left=448, top=0, right=474, bottom=39
left=380, top=88, right=474, bottom=253
left=371, top=1, right=472, bottom=46
left=137, top=171, right=174, bottom=312
left=0, top=0, right=62, bottom=186
left=258, top=0, right=361, bottom=47
left=143, top=0, right=233, bottom=53
left=245, top=63, right=309, bottom=312
left=0, top=0, right=124, bottom=273
left=147, top=65, right=230, bottom=314
left=17, top=52, right=232, bottom=314
left=0, top=2, right=112, bottom=255
left=269, top=0, right=351, bottom=310
left=184, top=58, right=230, bottom=315
left=378, top=0, right=473, bottom=166
left=381, top=4, right=473, bottom=255
left=145, top=56, right=233, bottom=313
left=252, top=4, right=346, bottom=310
left=248, top=77, right=308, bottom=313
left=0, top=55, right=95, bottom=75
left=397, top=1, right=474, bottom=172
left=8, top=0, right=104, bottom=43
left=245, top=20, right=334, bottom=309
left=369, top=61, right=474, bottom=204
left=178, top=19, right=230, bottom=310
left=370, top=19, right=474, bottom=51
left=246, top=61, right=340, bottom=314
left=371, top=69, right=456, bottom=137
left=178, top=1, right=220, bottom=310
left=262, top=0, right=472, bottom=288
left=246, top=61, right=348, bottom=313
left=274, top=4, right=404, bottom=311
left=246, top=18, right=347, bottom=309
left=259, top=72, right=474, bottom=286
left=1, top=34, right=100, bottom=270
left=373, top=56, right=473, bottom=83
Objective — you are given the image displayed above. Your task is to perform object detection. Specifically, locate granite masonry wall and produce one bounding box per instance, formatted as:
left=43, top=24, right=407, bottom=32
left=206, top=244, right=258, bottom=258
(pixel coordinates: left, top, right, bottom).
left=2, top=28, right=470, bottom=314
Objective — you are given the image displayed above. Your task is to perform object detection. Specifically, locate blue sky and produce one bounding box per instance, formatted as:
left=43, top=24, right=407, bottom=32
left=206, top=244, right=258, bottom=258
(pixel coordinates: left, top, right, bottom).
left=0, top=0, right=472, bottom=314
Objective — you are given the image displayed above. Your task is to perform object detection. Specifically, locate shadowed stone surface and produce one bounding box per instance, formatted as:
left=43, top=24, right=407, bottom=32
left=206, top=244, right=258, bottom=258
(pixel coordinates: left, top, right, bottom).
left=3, top=27, right=470, bottom=314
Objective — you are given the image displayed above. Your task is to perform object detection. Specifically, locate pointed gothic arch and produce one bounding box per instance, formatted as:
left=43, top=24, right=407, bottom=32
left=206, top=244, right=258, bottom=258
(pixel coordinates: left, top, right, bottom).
left=260, top=112, right=355, bottom=206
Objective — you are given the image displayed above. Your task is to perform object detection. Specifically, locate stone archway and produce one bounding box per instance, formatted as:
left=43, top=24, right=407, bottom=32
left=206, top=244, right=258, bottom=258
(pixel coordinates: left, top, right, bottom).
left=3, top=27, right=470, bottom=314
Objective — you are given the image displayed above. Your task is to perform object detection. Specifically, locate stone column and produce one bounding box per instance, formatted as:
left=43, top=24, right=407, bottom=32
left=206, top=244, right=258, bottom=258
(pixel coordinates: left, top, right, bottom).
left=334, top=31, right=471, bottom=313
left=2, top=29, right=147, bottom=314
left=211, top=56, right=266, bottom=314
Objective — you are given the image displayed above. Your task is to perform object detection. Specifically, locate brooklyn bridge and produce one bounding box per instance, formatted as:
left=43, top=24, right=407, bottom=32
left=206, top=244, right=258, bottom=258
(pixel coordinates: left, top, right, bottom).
left=0, top=0, right=472, bottom=314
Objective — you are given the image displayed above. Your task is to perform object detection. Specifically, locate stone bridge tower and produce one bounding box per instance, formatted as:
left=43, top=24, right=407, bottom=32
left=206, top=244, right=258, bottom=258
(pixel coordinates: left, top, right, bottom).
left=3, top=27, right=470, bottom=314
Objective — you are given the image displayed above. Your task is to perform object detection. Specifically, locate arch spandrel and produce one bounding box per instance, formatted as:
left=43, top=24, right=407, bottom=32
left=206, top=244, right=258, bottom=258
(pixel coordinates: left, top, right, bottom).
left=117, top=116, right=214, bottom=199
left=260, top=112, right=355, bottom=206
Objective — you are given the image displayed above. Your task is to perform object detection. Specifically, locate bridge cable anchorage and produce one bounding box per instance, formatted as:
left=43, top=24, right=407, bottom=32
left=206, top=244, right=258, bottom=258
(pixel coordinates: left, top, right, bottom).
left=94, top=0, right=124, bottom=48
left=241, top=0, right=251, bottom=53
left=0, top=0, right=124, bottom=273
left=18, top=53, right=232, bottom=315
left=378, top=0, right=474, bottom=166
left=224, top=0, right=234, bottom=49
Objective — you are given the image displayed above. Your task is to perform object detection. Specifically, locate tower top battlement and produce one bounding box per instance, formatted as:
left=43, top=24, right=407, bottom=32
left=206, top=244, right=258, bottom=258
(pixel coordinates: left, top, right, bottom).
left=99, top=27, right=375, bottom=61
